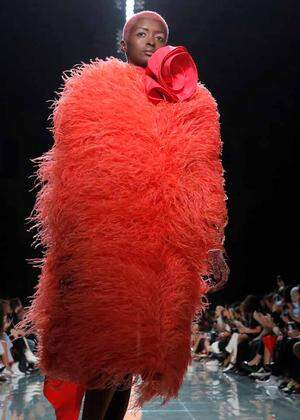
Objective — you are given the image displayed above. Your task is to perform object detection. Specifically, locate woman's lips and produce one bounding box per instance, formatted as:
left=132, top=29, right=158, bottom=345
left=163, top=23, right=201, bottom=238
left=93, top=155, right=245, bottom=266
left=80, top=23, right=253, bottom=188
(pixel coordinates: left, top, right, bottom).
left=144, top=51, right=154, bottom=57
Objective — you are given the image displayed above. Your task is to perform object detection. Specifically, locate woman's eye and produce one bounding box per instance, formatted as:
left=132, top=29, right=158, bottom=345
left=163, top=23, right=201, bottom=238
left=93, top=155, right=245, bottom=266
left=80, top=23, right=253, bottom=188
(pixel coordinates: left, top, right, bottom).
left=157, top=37, right=165, bottom=42
left=137, top=32, right=145, bottom=37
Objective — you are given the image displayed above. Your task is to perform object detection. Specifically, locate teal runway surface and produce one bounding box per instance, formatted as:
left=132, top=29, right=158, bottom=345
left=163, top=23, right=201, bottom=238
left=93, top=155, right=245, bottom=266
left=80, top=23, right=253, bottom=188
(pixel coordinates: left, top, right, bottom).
left=1, top=360, right=300, bottom=419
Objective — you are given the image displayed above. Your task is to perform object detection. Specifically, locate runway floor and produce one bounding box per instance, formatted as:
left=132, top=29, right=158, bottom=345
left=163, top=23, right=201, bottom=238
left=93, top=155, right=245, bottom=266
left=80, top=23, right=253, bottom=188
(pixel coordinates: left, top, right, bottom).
left=1, top=360, right=300, bottom=419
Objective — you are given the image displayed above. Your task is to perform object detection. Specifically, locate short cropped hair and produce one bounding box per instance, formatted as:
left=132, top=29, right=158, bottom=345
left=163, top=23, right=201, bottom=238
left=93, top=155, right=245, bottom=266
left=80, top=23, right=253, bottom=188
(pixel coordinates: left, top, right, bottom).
left=122, top=10, right=169, bottom=42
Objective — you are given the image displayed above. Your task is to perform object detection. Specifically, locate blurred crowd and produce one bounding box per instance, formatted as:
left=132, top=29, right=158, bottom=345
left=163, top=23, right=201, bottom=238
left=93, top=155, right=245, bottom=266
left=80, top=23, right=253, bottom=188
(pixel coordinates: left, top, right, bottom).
left=191, top=275, right=300, bottom=395
left=0, top=298, right=38, bottom=381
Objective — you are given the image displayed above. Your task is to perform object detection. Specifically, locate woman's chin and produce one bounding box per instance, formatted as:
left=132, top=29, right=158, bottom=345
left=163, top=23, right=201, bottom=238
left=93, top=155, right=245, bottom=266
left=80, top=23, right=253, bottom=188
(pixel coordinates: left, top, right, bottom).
left=138, top=56, right=149, bottom=67
left=127, top=50, right=152, bottom=68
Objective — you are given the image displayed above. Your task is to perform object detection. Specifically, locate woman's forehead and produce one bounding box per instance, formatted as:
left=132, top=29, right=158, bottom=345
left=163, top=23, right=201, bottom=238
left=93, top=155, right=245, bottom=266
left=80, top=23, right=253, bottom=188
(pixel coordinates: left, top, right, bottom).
left=131, top=17, right=167, bottom=34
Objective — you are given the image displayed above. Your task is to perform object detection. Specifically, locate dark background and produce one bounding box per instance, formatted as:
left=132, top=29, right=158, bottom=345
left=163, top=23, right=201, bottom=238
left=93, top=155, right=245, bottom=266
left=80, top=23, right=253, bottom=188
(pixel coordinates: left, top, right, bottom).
left=1, top=0, right=299, bottom=304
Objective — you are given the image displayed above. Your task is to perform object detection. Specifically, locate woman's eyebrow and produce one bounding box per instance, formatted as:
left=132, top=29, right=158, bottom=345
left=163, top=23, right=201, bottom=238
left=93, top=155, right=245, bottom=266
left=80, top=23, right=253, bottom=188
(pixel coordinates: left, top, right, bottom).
left=136, top=26, right=165, bottom=34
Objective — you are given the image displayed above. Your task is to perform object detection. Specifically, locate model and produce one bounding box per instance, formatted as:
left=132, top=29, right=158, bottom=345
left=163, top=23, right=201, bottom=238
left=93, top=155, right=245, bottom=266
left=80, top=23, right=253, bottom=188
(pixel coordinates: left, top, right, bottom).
left=23, top=10, right=229, bottom=420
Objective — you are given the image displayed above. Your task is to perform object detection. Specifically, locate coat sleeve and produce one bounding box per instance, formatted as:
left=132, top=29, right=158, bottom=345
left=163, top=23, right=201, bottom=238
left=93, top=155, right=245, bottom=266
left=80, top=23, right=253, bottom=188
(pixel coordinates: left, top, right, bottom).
left=201, top=91, right=228, bottom=255
left=164, top=83, right=229, bottom=274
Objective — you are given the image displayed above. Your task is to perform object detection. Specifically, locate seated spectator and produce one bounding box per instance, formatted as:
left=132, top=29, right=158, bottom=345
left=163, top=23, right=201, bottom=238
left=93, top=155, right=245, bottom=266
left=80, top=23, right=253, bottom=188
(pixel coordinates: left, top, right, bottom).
left=10, top=297, right=24, bottom=325
left=0, top=298, right=38, bottom=377
left=222, top=295, right=262, bottom=372
left=269, top=285, right=300, bottom=393
left=0, top=304, right=15, bottom=379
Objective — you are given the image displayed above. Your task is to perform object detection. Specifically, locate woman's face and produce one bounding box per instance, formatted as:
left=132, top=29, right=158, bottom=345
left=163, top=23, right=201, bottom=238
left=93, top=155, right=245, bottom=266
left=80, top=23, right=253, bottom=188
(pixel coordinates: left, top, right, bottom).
left=215, top=305, right=223, bottom=317
left=120, top=17, right=168, bottom=67
left=191, top=324, right=199, bottom=334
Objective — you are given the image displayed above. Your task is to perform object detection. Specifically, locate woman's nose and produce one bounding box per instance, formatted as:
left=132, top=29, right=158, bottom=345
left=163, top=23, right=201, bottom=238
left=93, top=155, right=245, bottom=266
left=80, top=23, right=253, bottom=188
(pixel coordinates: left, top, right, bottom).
left=147, top=36, right=155, bottom=46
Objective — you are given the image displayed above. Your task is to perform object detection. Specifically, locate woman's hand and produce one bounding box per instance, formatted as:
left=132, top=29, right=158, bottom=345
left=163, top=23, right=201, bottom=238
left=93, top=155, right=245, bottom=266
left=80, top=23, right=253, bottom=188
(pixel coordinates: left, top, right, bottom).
left=238, top=326, right=248, bottom=334
left=254, top=311, right=275, bottom=329
left=218, top=331, right=230, bottom=340
left=207, top=249, right=230, bottom=291
left=10, top=328, right=24, bottom=339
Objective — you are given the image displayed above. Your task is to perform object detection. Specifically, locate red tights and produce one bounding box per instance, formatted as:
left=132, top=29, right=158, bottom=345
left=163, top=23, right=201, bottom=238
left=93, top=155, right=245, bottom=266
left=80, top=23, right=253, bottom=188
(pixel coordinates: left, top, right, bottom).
left=44, top=375, right=132, bottom=420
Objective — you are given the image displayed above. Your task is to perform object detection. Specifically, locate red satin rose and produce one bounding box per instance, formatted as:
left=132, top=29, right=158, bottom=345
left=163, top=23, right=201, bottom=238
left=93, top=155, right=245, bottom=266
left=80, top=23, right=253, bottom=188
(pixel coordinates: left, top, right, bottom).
left=143, top=45, right=199, bottom=104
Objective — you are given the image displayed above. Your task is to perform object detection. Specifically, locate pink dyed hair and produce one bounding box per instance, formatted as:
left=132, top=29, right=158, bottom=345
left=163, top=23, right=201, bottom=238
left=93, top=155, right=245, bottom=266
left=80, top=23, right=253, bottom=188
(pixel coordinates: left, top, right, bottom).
left=122, top=10, right=169, bottom=42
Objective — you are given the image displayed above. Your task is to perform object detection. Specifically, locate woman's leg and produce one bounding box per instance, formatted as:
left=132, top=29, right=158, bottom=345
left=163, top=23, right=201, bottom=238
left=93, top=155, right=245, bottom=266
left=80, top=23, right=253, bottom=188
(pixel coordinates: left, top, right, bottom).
left=104, top=386, right=132, bottom=420
left=245, top=353, right=262, bottom=365
left=235, top=335, right=250, bottom=366
left=82, top=388, right=115, bottom=420
left=225, top=333, right=239, bottom=364
left=262, top=335, right=277, bottom=365
left=264, top=346, right=271, bottom=365
left=0, top=340, right=12, bottom=372
left=104, top=374, right=133, bottom=420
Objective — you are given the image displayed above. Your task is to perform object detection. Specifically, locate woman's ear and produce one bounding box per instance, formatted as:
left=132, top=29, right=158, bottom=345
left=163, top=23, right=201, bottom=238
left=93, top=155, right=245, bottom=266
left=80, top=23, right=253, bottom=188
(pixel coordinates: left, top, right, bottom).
left=120, top=40, right=127, bottom=53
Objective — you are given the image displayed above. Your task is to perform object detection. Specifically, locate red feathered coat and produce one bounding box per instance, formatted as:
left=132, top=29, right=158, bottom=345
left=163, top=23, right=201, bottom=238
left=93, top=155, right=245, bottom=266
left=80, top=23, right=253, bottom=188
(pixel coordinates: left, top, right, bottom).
left=26, top=56, right=228, bottom=408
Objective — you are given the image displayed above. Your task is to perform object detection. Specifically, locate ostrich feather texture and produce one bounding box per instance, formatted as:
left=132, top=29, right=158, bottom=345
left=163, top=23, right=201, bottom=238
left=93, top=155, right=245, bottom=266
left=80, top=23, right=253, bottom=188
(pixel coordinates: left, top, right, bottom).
left=26, top=57, right=228, bottom=408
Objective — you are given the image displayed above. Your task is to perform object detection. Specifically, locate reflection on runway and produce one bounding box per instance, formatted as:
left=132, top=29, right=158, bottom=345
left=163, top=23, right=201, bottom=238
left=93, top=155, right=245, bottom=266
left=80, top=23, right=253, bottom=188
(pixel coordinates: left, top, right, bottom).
left=1, top=360, right=300, bottom=419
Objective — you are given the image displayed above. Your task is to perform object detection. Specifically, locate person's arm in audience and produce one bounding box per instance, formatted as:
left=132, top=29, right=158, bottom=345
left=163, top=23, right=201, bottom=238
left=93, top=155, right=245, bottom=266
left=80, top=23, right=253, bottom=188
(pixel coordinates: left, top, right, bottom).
left=192, top=333, right=203, bottom=353
left=234, top=314, right=262, bottom=334
left=288, top=329, right=300, bottom=339
left=253, top=310, right=275, bottom=329
left=289, top=313, right=300, bottom=323
left=218, top=331, right=231, bottom=340
left=9, top=328, right=24, bottom=340
left=238, top=325, right=262, bottom=335
left=237, top=312, right=262, bottom=334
